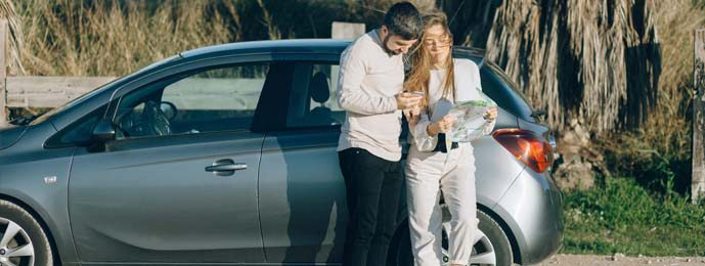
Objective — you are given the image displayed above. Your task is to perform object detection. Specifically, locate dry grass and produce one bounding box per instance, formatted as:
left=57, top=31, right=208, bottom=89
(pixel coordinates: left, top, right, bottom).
left=9, top=0, right=421, bottom=76
left=598, top=0, right=703, bottom=192
left=15, top=0, right=236, bottom=76
left=601, top=0, right=702, bottom=158
left=0, top=0, right=23, bottom=73
left=638, top=0, right=704, bottom=159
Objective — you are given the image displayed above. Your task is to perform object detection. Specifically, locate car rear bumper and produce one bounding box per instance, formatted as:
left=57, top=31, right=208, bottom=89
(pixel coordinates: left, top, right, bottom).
left=494, top=168, right=563, bottom=264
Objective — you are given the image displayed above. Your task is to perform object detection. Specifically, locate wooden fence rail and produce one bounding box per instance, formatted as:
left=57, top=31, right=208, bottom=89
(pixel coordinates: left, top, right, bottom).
left=5, top=76, right=115, bottom=109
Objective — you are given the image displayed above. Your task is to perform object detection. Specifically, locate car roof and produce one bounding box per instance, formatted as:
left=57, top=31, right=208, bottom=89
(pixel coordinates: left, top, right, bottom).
left=179, top=39, right=486, bottom=64
left=180, top=39, right=352, bottom=58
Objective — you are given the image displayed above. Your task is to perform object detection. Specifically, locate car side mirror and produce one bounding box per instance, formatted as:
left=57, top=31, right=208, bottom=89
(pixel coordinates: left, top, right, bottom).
left=91, top=119, right=116, bottom=143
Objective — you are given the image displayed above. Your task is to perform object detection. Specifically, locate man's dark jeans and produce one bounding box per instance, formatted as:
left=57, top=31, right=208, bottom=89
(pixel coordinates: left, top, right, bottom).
left=339, top=148, right=403, bottom=266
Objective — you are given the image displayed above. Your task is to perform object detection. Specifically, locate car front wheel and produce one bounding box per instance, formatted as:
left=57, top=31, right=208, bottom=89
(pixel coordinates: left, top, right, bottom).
left=0, top=200, right=53, bottom=266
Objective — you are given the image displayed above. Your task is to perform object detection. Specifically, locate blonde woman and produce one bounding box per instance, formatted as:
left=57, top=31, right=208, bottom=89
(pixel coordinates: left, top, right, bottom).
left=403, top=12, right=497, bottom=266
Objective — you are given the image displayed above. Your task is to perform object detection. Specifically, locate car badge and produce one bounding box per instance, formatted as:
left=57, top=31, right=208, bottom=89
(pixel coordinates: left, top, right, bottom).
left=44, top=176, right=58, bottom=184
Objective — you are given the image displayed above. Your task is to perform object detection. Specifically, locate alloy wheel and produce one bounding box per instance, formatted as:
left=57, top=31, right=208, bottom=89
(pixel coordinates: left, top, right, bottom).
left=441, top=222, right=497, bottom=265
left=0, top=217, right=34, bottom=266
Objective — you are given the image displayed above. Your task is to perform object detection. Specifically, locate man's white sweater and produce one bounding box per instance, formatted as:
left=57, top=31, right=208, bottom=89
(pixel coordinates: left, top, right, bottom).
left=336, top=30, right=405, bottom=162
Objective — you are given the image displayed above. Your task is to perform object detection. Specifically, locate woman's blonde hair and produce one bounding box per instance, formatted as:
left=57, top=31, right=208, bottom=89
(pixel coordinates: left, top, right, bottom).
left=404, top=11, right=454, bottom=108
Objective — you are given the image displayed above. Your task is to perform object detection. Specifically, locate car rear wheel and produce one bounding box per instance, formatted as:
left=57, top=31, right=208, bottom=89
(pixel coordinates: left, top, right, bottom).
left=389, top=209, right=513, bottom=266
left=0, top=200, right=53, bottom=266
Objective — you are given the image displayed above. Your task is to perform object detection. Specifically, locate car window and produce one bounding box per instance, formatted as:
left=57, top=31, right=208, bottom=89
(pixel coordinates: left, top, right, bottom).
left=484, top=63, right=533, bottom=105
left=45, top=105, right=108, bottom=147
left=115, top=63, right=269, bottom=139
left=480, top=65, right=534, bottom=121
left=285, top=62, right=345, bottom=128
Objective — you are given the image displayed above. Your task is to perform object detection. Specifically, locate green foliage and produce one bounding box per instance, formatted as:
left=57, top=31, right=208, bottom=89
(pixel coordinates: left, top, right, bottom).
left=601, top=129, right=692, bottom=196
left=563, top=177, right=705, bottom=256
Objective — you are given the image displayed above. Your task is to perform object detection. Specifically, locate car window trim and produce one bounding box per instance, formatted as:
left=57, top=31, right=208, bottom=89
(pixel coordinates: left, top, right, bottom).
left=113, top=61, right=274, bottom=139
left=43, top=52, right=342, bottom=147
left=107, top=52, right=341, bottom=137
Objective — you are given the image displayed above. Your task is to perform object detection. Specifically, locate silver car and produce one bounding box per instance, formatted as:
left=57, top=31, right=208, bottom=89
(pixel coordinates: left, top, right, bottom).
left=0, top=40, right=562, bottom=266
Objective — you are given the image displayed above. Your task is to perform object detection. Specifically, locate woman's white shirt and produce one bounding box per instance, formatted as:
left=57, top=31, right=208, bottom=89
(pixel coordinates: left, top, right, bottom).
left=409, top=58, right=484, bottom=151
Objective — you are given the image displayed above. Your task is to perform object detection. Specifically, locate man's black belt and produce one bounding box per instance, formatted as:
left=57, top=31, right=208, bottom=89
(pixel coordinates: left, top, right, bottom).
left=432, top=133, right=459, bottom=153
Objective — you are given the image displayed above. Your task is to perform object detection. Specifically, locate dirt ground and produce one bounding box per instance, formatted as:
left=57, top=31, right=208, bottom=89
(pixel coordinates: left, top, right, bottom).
left=535, top=254, right=705, bottom=266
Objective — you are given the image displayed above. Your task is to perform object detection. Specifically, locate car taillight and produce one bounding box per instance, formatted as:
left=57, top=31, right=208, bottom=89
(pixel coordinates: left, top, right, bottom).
left=492, top=129, right=554, bottom=173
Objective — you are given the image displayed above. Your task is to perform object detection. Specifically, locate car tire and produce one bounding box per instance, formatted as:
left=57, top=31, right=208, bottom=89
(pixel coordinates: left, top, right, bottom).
left=388, top=209, right=513, bottom=266
left=0, top=199, right=53, bottom=266
left=473, top=210, right=513, bottom=266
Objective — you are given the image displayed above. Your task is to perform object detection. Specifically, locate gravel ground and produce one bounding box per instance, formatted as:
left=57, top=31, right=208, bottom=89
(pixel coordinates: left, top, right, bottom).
left=535, top=254, right=705, bottom=266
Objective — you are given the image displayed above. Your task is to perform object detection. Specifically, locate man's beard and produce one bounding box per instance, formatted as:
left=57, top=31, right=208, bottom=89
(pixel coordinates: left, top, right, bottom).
left=382, top=34, right=400, bottom=55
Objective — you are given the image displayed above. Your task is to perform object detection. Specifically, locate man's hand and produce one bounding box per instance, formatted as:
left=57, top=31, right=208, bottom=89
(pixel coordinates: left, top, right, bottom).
left=427, top=115, right=455, bottom=136
left=396, top=92, right=423, bottom=110
left=404, top=106, right=421, bottom=127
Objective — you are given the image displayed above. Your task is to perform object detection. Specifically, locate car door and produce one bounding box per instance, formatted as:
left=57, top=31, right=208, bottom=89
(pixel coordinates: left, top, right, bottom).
left=259, top=60, right=349, bottom=264
left=68, top=62, right=272, bottom=264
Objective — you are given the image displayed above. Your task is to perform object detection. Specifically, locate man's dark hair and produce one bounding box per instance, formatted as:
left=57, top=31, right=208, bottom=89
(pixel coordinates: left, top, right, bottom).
left=383, top=2, right=423, bottom=40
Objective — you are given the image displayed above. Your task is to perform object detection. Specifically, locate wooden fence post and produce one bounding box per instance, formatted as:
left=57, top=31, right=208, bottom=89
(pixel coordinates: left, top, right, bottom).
left=693, top=29, right=705, bottom=203
left=0, top=19, right=8, bottom=127
left=331, top=22, right=366, bottom=40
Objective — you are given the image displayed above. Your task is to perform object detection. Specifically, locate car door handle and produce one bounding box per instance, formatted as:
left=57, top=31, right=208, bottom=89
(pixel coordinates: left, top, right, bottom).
left=206, top=164, right=247, bottom=171
left=205, top=159, right=247, bottom=176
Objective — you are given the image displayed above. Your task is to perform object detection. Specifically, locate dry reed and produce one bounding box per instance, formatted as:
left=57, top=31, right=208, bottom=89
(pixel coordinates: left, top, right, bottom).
left=485, top=0, right=661, bottom=134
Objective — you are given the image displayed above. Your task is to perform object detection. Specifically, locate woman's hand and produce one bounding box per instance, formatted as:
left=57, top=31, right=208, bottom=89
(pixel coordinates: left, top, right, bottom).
left=427, top=115, right=455, bottom=136
left=484, top=107, right=498, bottom=121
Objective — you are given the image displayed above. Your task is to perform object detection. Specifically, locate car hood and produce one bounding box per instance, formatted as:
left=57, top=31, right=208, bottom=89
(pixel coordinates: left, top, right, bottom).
left=0, top=125, right=27, bottom=150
